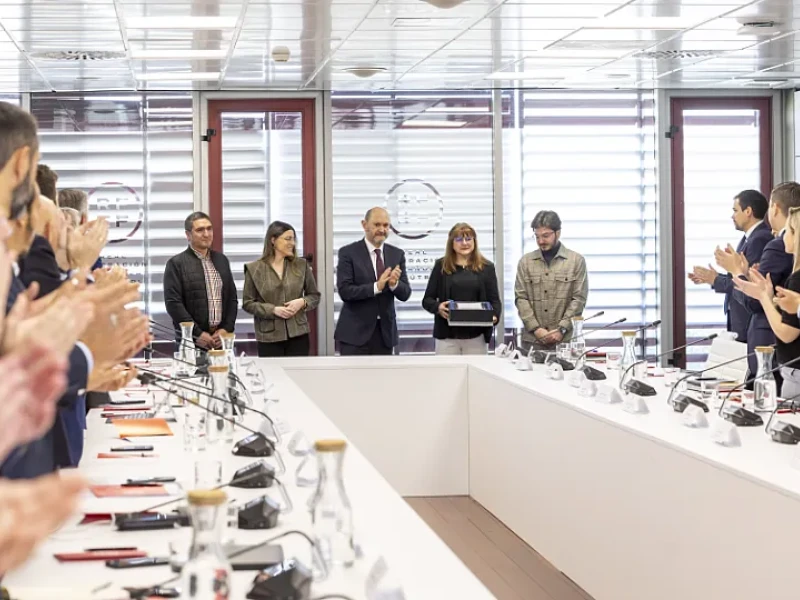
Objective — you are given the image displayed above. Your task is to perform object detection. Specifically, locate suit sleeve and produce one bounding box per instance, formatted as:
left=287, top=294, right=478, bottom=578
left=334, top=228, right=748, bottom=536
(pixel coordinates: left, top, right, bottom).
left=485, top=263, right=502, bottom=321
left=558, top=255, right=588, bottom=329
left=19, top=239, right=63, bottom=298
left=422, top=261, right=442, bottom=314
left=515, top=260, right=540, bottom=333
left=241, top=264, right=276, bottom=320
left=302, top=262, right=321, bottom=312
left=163, top=258, right=202, bottom=338
left=390, top=251, right=412, bottom=302
left=59, top=345, right=90, bottom=405
left=712, top=273, right=733, bottom=295
left=220, top=257, right=239, bottom=333
left=732, top=243, right=781, bottom=315
left=336, top=246, right=375, bottom=302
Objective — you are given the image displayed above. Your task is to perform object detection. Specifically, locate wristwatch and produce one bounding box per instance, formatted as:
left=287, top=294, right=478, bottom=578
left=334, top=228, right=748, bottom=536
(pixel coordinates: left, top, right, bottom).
left=558, top=326, right=568, bottom=337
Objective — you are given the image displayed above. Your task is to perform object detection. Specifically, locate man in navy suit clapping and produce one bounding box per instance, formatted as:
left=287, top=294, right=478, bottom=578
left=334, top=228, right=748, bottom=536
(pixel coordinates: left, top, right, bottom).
left=334, top=207, right=411, bottom=355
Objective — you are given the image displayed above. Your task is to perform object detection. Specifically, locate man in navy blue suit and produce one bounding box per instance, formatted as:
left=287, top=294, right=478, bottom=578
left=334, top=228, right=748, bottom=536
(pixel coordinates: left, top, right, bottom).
left=689, top=190, right=773, bottom=342
left=334, top=207, right=412, bottom=355
left=722, top=183, right=800, bottom=385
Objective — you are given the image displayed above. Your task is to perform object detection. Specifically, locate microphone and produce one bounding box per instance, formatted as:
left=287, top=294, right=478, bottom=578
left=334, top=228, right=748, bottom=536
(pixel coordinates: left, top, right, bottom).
left=570, top=316, right=625, bottom=344
left=127, top=529, right=330, bottom=599
left=620, top=333, right=718, bottom=397
left=576, top=319, right=660, bottom=381
left=530, top=317, right=627, bottom=366
left=136, top=366, right=284, bottom=465
left=667, top=352, right=756, bottom=414
left=764, top=394, right=800, bottom=444
left=717, top=352, right=800, bottom=426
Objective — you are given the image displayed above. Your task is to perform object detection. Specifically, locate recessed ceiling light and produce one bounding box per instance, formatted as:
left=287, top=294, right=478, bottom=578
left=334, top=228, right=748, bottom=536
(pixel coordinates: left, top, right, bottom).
left=590, top=17, right=702, bottom=30
left=130, top=49, right=228, bottom=60
left=419, top=0, right=468, bottom=8
left=135, top=71, right=220, bottom=81
left=342, top=67, right=387, bottom=78
left=125, top=16, right=238, bottom=30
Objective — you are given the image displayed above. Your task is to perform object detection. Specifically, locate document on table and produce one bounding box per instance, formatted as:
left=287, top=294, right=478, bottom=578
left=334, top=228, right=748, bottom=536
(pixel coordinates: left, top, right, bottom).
left=112, top=418, right=173, bottom=438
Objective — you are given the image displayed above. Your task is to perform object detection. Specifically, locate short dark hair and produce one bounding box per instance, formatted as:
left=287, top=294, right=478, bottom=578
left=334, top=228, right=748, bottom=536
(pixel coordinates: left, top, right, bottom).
left=735, top=190, right=768, bottom=219
left=36, top=164, right=58, bottom=201
left=770, top=182, right=800, bottom=216
left=531, top=210, right=562, bottom=232
left=0, top=101, right=39, bottom=173
left=58, top=188, right=88, bottom=215
left=184, top=211, right=212, bottom=232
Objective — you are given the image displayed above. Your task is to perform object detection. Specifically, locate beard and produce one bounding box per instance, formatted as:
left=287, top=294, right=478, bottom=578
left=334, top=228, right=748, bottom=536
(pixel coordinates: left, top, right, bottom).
left=9, top=172, right=35, bottom=220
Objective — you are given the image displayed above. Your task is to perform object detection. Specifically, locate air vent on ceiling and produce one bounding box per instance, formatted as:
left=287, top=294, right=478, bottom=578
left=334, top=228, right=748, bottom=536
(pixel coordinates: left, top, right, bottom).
left=31, top=50, right=126, bottom=61
left=635, top=49, right=723, bottom=60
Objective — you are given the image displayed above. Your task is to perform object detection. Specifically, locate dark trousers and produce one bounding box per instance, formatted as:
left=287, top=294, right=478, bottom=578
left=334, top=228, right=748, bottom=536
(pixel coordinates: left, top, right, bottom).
left=257, top=334, right=310, bottom=357
left=339, top=325, right=393, bottom=356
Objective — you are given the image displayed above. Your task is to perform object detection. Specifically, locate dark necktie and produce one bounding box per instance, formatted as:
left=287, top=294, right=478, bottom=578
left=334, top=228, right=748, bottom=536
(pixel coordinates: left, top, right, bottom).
left=374, top=248, right=385, bottom=278
left=736, top=235, right=746, bottom=253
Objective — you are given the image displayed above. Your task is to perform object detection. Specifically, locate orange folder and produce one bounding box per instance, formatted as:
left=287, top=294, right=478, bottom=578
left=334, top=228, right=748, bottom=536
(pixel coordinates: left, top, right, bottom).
left=89, top=484, right=168, bottom=498
left=112, top=418, right=173, bottom=438
left=96, top=453, right=158, bottom=459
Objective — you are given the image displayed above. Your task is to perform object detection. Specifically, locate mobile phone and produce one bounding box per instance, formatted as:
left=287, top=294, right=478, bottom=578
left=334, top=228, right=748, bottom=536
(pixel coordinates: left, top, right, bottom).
left=111, top=445, right=154, bottom=452
left=106, top=556, right=169, bottom=569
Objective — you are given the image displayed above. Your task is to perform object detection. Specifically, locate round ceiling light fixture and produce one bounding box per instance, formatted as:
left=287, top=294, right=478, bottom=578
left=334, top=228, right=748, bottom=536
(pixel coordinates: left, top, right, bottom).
left=420, top=0, right=468, bottom=8
left=342, top=66, right=387, bottom=78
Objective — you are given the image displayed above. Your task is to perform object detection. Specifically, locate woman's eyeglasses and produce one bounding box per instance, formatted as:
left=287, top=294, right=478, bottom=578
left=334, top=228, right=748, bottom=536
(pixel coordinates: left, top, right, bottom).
left=455, top=236, right=474, bottom=243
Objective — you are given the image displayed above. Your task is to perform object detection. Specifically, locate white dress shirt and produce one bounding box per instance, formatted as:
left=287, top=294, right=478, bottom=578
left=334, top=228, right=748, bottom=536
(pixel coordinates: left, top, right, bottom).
left=745, top=220, right=763, bottom=239
left=364, top=238, right=398, bottom=296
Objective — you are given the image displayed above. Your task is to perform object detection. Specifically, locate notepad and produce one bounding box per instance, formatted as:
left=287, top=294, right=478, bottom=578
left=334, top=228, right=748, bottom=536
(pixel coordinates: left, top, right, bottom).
left=96, top=453, right=158, bottom=459
left=89, top=484, right=169, bottom=498
left=112, top=418, right=173, bottom=438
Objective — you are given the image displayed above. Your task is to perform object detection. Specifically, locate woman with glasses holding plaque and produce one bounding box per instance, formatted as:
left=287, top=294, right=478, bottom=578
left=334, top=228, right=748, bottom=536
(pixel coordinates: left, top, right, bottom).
left=422, top=223, right=501, bottom=355
left=243, top=221, right=321, bottom=357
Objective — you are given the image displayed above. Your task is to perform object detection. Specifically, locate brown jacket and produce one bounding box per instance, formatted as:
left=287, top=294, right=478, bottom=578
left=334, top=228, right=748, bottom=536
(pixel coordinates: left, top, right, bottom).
left=242, top=257, right=321, bottom=343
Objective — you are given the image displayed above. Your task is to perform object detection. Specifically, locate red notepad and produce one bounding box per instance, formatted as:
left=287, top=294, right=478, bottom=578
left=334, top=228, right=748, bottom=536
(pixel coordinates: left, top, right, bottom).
left=113, top=418, right=173, bottom=438
left=89, top=484, right=168, bottom=498
left=96, top=453, right=158, bottom=459
left=55, top=549, right=146, bottom=562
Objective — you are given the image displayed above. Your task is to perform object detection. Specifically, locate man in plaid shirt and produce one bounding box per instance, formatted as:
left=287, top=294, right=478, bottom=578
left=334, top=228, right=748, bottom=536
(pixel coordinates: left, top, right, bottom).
left=164, top=212, right=238, bottom=350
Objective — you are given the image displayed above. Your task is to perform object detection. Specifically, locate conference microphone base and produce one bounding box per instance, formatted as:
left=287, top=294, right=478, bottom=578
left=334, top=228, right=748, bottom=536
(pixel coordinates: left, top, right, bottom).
left=769, top=422, right=800, bottom=444
left=247, top=559, right=313, bottom=600
left=580, top=365, right=606, bottom=381
left=721, top=406, right=763, bottom=427
left=233, top=433, right=275, bottom=457
left=670, top=394, right=709, bottom=414
left=623, top=379, right=657, bottom=397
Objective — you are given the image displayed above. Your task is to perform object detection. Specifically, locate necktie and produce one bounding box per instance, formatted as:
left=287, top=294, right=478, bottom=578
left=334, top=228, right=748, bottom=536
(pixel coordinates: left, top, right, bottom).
left=736, top=235, right=746, bottom=253
left=374, top=248, right=385, bottom=278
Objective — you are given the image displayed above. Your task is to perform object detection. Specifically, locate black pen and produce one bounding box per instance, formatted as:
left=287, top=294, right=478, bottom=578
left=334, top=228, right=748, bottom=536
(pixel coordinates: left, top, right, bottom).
left=85, top=547, right=138, bottom=552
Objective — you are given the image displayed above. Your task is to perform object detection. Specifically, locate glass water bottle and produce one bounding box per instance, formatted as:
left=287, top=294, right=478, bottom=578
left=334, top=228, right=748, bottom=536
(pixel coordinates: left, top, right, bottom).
left=754, top=346, right=777, bottom=412
left=207, top=365, right=234, bottom=444
left=619, top=331, right=638, bottom=384
left=180, top=321, right=198, bottom=376
left=219, top=332, right=238, bottom=376
left=181, top=489, right=232, bottom=599
left=570, top=316, right=585, bottom=360
left=309, top=439, right=355, bottom=568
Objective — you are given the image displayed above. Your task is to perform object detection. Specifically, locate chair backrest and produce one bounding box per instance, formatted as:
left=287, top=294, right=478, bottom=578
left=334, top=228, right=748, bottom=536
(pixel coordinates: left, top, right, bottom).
left=701, top=331, right=748, bottom=382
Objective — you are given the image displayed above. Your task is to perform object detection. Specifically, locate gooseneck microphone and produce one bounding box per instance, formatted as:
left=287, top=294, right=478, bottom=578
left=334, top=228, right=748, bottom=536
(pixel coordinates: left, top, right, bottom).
left=764, top=396, right=800, bottom=444
left=576, top=319, right=660, bottom=381
left=620, top=333, right=718, bottom=397
left=717, top=352, right=800, bottom=426
left=127, top=530, right=330, bottom=599
left=572, top=317, right=627, bottom=345
left=667, top=351, right=757, bottom=414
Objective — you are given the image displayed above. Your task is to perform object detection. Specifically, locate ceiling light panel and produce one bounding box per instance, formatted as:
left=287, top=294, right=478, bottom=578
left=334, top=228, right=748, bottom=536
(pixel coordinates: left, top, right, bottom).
left=125, top=16, right=239, bottom=29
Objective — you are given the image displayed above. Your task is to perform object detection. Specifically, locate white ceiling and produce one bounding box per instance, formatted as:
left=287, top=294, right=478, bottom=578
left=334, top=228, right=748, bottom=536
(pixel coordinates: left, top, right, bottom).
left=0, top=0, right=799, bottom=92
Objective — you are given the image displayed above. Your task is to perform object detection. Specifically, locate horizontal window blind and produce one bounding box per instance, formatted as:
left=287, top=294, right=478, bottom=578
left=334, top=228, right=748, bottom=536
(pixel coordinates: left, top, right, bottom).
left=503, top=91, right=659, bottom=355
left=331, top=92, right=495, bottom=354
left=32, top=93, right=194, bottom=346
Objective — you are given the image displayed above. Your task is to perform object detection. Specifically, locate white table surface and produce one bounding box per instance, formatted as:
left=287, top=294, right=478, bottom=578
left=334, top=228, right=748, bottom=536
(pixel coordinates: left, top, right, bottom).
left=3, top=358, right=495, bottom=600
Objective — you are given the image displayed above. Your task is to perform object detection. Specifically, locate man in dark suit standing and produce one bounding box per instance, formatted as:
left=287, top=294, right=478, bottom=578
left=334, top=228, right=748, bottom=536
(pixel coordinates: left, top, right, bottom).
left=689, top=189, right=772, bottom=342
left=722, top=182, right=800, bottom=386
left=334, top=207, right=411, bottom=355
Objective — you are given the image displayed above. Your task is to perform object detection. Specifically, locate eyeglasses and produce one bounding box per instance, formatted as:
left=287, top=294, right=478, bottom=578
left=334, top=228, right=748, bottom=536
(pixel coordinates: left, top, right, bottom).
left=455, top=236, right=474, bottom=243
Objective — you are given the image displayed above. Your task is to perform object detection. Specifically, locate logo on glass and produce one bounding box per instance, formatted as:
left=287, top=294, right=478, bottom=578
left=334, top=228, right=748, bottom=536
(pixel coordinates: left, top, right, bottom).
left=384, top=178, right=443, bottom=240
left=87, top=182, right=143, bottom=244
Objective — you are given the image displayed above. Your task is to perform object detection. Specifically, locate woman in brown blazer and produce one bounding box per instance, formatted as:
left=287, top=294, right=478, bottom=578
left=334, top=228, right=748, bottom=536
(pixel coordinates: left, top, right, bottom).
left=243, top=221, right=321, bottom=357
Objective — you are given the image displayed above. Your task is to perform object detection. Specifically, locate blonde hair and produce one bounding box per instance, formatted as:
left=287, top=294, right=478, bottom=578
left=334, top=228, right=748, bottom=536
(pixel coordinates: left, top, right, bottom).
left=788, top=206, right=800, bottom=272
left=442, top=223, right=487, bottom=275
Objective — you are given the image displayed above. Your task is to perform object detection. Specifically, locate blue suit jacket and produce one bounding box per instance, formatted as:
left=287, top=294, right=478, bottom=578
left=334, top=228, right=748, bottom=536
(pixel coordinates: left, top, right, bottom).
left=334, top=240, right=412, bottom=348
left=712, top=221, right=773, bottom=341
left=732, top=232, right=793, bottom=376
left=1, top=270, right=89, bottom=479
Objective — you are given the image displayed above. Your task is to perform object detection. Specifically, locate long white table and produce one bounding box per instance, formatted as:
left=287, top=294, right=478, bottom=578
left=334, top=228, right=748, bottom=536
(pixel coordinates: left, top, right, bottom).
left=3, top=359, right=495, bottom=600
left=269, top=355, right=800, bottom=600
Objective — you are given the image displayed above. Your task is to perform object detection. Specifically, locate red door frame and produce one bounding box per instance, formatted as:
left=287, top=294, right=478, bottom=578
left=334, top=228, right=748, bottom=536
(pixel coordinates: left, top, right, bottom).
left=670, top=97, right=773, bottom=367
left=207, top=98, right=318, bottom=353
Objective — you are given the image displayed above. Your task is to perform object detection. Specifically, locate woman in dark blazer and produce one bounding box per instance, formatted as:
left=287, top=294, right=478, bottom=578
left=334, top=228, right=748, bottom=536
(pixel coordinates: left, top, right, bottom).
left=422, top=223, right=501, bottom=355
left=243, top=221, right=321, bottom=357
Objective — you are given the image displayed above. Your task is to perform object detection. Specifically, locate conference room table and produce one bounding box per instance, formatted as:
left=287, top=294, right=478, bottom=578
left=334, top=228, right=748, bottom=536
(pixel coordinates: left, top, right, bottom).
left=7, top=354, right=800, bottom=600
left=3, top=357, right=495, bottom=600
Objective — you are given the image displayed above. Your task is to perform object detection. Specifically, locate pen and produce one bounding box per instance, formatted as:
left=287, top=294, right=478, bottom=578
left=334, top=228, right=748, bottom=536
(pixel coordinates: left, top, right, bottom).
left=85, top=547, right=137, bottom=552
